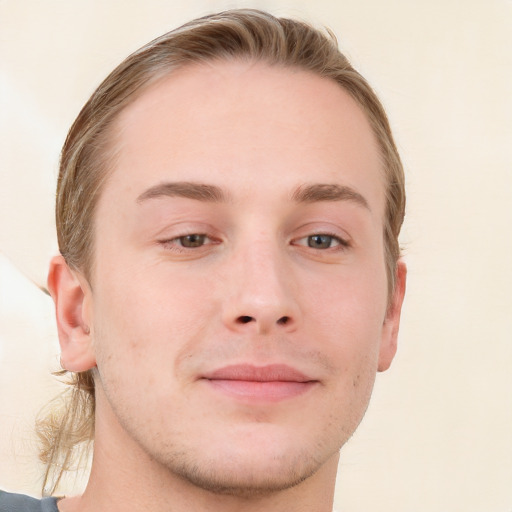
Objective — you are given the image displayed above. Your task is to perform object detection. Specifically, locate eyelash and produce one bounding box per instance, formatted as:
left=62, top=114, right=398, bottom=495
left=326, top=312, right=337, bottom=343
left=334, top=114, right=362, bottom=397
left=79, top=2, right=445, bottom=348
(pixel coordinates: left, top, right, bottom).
left=293, top=233, right=350, bottom=251
left=159, top=232, right=350, bottom=254
left=159, top=233, right=217, bottom=253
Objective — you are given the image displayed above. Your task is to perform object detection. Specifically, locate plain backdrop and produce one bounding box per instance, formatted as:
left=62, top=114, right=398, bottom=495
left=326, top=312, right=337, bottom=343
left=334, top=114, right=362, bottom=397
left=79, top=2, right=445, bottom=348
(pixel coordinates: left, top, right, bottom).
left=1, top=1, right=511, bottom=510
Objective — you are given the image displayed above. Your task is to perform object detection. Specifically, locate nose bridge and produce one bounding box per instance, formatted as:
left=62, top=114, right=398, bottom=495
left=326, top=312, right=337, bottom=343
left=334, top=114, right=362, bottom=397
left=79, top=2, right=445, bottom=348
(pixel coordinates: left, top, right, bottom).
left=223, top=235, right=299, bottom=333
left=244, top=238, right=286, bottom=300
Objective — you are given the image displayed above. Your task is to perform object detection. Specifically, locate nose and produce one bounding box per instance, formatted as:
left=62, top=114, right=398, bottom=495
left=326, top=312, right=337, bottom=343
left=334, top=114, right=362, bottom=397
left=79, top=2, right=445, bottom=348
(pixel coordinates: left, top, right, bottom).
left=221, top=241, right=300, bottom=335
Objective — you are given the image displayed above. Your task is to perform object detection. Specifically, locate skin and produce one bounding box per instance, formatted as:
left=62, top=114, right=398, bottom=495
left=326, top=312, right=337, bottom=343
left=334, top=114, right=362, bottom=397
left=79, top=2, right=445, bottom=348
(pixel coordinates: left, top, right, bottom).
left=49, top=60, right=406, bottom=512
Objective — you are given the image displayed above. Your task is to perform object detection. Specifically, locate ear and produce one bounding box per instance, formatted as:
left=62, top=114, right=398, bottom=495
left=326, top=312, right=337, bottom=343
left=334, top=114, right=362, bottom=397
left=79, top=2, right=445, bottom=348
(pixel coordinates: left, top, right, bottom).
left=377, top=259, right=407, bottom=372
left=47, top=255, right=96, bottom=372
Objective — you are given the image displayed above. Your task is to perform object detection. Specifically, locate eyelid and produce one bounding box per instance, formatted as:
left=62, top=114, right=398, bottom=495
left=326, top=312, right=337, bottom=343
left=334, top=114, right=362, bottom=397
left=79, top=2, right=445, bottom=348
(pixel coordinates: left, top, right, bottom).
left=290, top=220, right=352, bottom=245
left=153, top=220, right=219, bottom=240
left=155, top=223, right=223, bottom=256
left=160, top=232, right=216, bottom=246
left=292, top=232, right=350, bottom=249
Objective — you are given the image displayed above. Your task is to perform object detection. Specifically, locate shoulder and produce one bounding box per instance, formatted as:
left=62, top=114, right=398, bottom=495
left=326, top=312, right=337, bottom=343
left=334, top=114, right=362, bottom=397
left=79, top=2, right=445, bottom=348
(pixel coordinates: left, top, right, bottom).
left=0, top=491, right=59, bottom=512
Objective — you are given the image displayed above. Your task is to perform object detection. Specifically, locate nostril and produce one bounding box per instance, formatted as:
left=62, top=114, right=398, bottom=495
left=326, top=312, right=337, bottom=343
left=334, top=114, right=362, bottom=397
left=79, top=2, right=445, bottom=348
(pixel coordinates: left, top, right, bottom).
left=234, top=315, right=291, bottom=326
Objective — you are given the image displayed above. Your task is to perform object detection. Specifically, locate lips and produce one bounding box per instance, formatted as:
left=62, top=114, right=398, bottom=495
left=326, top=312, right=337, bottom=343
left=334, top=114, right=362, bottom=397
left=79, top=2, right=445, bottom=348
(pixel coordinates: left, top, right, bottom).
left=201, top=364, right=317, bottom=401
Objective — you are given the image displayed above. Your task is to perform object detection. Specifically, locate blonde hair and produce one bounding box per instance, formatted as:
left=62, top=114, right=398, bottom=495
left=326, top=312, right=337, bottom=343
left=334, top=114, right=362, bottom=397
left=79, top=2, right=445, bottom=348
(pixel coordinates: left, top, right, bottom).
left=39, top=8, right=405, bottom=495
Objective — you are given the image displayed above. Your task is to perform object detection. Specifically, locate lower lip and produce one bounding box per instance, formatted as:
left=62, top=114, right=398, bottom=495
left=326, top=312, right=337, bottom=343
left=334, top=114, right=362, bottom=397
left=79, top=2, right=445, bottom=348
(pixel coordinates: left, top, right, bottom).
left=205, top=379, right=316, bottom=402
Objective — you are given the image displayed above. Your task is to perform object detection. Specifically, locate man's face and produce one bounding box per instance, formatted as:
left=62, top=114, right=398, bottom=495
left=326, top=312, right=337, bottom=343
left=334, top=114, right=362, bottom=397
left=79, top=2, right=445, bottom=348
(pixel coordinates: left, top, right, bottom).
left=84, top=61, right=404, bottom=494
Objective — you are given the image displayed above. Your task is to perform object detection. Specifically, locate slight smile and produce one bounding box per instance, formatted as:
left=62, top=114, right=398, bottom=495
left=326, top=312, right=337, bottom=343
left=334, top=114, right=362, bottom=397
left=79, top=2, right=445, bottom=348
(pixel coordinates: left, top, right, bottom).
left=201, top=364, right=319, bottom=402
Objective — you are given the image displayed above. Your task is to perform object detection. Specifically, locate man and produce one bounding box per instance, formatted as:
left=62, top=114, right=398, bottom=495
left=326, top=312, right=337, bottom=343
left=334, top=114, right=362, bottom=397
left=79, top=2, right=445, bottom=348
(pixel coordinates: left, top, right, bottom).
left=1, top=9, right=406, bottom=512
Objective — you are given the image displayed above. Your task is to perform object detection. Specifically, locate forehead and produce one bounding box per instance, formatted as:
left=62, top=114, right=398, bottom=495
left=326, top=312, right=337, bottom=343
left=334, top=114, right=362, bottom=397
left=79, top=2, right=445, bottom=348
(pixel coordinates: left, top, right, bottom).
left=103, top=60, right=384, bottom=213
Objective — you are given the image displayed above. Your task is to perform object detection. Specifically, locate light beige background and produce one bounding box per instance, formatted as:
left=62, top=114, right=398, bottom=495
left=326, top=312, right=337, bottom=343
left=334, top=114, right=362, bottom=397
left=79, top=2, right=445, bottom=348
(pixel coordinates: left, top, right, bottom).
left=1, top=0, right=511, bottom=510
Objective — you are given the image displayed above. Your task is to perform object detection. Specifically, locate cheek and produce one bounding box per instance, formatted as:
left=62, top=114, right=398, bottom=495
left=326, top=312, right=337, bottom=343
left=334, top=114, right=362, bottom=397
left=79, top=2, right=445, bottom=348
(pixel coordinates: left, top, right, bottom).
left=303, top=261, right=387, bottom=397
left=91, top=264, right=218, bottom=370
left=305, top=262, right=387, bottom=339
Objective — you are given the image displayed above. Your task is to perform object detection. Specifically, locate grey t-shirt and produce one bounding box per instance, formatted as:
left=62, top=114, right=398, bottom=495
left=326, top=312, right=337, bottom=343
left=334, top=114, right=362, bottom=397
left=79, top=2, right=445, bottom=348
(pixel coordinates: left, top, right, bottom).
left=0, top=491, right=59, bottom=512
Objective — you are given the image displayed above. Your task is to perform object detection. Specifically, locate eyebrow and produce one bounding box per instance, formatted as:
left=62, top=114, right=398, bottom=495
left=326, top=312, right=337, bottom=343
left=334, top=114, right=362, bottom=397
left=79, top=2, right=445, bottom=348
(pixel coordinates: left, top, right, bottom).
left=136, top=181, right=370, bottom=210
left=137, top=181, right=229, bottom=203
left=291, top=183, right=370, bottom=210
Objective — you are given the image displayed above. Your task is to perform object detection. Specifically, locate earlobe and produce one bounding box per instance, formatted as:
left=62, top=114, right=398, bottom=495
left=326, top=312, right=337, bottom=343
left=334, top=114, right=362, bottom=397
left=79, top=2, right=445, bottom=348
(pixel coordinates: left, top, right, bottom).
left=378, top=259, right=407, bottom=372
left=47, top=255, right=96, bottom=372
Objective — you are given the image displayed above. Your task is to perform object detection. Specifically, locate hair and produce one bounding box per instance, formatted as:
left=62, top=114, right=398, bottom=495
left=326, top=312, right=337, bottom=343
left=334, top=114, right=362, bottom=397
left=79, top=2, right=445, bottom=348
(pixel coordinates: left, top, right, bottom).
left=38, top=8, right=405, bottom=495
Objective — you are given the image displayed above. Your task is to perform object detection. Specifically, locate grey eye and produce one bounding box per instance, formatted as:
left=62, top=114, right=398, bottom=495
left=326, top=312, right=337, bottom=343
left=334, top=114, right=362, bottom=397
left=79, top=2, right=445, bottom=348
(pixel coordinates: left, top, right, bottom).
left=179, top=234, right=207, bottom=248
left=307, top=235, right=335, bottom=249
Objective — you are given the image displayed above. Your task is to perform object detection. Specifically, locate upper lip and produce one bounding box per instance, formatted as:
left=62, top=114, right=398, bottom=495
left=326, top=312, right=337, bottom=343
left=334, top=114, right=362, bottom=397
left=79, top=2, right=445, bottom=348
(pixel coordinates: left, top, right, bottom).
left=202, top=364, right=314, bottom=383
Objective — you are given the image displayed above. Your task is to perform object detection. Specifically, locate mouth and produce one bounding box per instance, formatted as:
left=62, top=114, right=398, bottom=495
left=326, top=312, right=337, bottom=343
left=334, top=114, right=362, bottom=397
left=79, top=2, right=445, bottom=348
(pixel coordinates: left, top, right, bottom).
left=201, top=364, right=318, bottom=402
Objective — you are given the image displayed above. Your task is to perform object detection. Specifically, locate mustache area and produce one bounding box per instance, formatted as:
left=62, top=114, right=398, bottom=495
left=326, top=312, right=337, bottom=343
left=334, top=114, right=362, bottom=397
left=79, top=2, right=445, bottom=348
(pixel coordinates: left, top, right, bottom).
left=174, top=335, right=340, bottom=382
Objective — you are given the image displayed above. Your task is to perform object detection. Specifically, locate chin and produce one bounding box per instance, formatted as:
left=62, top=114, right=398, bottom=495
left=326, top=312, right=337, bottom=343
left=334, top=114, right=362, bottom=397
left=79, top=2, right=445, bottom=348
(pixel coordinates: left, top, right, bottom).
left=166, top=448, right=323, bottom=497
left=151, top=423, right=343, bottom=498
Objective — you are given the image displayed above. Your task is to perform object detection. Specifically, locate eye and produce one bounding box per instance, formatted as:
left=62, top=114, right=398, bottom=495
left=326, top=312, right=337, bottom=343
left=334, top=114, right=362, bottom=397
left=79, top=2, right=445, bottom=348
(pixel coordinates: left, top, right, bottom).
left=177, top=234, right=207, bottom=248
left=160, top=233, right=216, bottom=252
left=307, top=234, right=337, bottom=249
left=294, top=233, right=349, bottom=250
